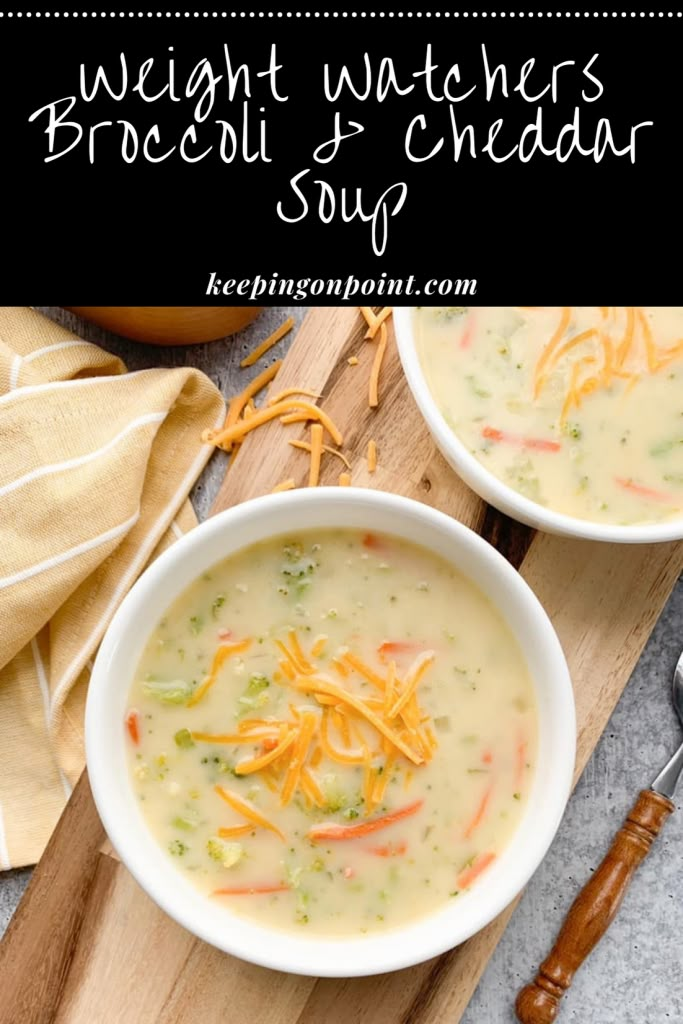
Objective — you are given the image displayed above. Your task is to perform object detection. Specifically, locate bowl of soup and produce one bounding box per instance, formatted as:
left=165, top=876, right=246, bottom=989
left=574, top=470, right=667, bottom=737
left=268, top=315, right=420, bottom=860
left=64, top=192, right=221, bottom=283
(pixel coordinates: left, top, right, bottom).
left=86, top=488, right=574, bottom=976
left=395, top=306, right=683, bottom=542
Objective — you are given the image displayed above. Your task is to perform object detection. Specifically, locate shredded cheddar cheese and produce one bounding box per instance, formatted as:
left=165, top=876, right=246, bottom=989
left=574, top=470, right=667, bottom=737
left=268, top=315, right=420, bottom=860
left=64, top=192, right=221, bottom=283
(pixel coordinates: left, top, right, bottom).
left=308, top=423, right=324, bottom=487
left=272, top=478, right=296, bottom=493
left=338, top=472, right=351, bottom=486
left=347, top=355, right=359, bottom=366
left=369, top=322, right=388, bottom=408
left=367, top=439, right=377, bottom=472
left=240, top=317, right=295, bottom=368
left=268, top=386, right=321, bottom=405
left=187, top=628, right=438, bottom=828
left=364, top=306, right=393, bottom=340
left=289, top=439, right=351, bottom=470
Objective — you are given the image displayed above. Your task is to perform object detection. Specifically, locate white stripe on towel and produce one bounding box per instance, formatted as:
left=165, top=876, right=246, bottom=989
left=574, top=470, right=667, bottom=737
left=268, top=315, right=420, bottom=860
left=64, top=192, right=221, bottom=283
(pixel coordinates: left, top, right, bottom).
left=0, top=369, right=151, bottom=409
left=0, top=511, right=140, bottom=593
left=0, top=412, right=166, bottom=500
left=30, top=638, right=72, bottom=800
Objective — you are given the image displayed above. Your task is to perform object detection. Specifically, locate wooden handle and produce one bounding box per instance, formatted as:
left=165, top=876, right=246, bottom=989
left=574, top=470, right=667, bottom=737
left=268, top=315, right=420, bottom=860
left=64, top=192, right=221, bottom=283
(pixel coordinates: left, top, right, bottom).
left=515, top=789, right=674, bottom=1024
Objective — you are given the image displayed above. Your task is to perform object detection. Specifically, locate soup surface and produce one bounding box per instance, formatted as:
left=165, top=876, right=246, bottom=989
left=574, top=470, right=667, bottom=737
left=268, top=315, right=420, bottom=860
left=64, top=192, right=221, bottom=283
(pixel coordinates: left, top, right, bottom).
left=414, top=307, right=683, bottom=525
left=126, top=529, right=536, bottom=936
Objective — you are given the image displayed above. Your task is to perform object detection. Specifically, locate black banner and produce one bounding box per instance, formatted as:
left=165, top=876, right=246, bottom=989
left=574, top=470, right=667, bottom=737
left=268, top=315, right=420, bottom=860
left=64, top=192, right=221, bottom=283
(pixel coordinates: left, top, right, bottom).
left=2, top=9, right=679, bottom=302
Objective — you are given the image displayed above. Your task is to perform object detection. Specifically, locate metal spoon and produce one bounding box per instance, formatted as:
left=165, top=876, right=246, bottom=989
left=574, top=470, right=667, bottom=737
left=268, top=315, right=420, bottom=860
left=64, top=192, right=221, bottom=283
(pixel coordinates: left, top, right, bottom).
left=515, top=649, right=683, bottom=1024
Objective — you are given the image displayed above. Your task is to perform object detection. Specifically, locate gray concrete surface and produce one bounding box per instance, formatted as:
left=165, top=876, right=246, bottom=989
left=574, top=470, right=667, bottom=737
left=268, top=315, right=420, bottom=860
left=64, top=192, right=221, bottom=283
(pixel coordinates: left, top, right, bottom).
left=1, top=307, right=681, bottom=1023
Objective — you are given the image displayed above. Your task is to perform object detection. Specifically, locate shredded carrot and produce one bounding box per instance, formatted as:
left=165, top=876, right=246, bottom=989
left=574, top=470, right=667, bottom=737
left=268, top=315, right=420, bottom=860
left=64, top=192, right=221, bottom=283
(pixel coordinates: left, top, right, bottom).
left=368, top=839, right=407, bottom=857
left=364, top=306, right=393, bottom=340
left=482, top=426, right=562, bottom=453
left=269, top=386, right=321, bottom=405
left=367, top=439, right=377, bottom=472
left=187, top=638, right=252, bottom=707
left=456, top=851, right=496, bottom=890
left=214, top=785, right=285, bottom=840
left=213, top=883, right=290, bottom=896
left=308, top=798, right=424, bottom=841
left=217, top=824, right=256, bottom=839
left=463, top=783, right=494, bottom=839
left=388, top=651, right=435, bottom=718
left=339, top=472, right=351, bottom=486
left=289, top=439, right=351, bottom=470
left=378, top=641, right=425, bottom=663
left=615, top=477, right=675, bottom=503
left=515, top=737, right=527, bottom=788
left=368, top=322, right=388, bottom=408
left=234, top=730, right=297, bottom=775
left=125, top=709, right=140, bottom=746
left=272, top=478, right=296, bottom=493
left=241, top=317, right=295, bottom=368
left=308, top=423, right=324, bottom=487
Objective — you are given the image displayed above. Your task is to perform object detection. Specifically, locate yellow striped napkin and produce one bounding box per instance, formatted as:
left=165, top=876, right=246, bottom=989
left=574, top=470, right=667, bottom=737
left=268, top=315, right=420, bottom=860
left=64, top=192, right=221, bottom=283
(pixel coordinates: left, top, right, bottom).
left=0, top=307, right=225, bottom=868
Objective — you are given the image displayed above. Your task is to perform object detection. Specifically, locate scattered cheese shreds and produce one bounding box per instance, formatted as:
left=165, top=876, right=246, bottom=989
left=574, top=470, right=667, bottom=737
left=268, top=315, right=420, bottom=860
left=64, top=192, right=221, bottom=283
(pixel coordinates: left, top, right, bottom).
left=367, top=439, right=377, bottom=473
left=240, top=317, right=295, bottom=368
left=203, top=359, right=282, bottom=446
left=359, top=307, right=377, bottom=331
left=369, top=322, right=388, bottom=408
left=308, top=423, right=324, bottom=487
left=347, top=356, right=359, bottom=366
left=209, top=399, right=343, bottom=449
left=272, top=478, right=296, bottom=493
left=289, top=439, right=351, bottom=470
left=365, top=306, right=393, bottom=340
left=269, top=386, right=321, bottom=406
left=339, top=472, right=351, bottom=486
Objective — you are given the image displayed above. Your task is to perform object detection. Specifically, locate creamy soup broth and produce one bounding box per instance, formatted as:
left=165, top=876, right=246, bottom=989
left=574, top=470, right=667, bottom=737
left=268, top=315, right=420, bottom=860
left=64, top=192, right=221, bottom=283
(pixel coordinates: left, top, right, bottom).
left=126, top=529, right=536, bottom=936
left=414, top=307, right=683, bottom=525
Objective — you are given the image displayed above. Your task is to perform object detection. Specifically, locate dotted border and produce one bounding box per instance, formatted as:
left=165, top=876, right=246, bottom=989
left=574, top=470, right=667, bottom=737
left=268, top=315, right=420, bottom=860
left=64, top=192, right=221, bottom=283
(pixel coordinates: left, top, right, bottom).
left=0, top=10, right=682, bottom=17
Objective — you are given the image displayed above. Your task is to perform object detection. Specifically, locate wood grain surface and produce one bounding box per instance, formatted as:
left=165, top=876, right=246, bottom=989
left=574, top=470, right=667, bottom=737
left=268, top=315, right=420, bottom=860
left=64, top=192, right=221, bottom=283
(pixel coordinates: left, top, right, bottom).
left=1, top=307, right=681, bottom=1024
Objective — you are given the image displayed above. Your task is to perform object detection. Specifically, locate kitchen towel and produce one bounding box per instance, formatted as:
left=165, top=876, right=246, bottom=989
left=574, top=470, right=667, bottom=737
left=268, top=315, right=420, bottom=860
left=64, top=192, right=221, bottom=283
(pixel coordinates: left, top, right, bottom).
left=0, top=307, right=225, bottom=867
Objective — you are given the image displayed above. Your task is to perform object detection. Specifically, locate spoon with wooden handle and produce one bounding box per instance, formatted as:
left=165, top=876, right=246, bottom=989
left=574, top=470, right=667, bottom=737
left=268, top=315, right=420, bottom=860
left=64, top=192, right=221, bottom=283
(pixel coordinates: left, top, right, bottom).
left=515, top=648, right=683, bottom=1024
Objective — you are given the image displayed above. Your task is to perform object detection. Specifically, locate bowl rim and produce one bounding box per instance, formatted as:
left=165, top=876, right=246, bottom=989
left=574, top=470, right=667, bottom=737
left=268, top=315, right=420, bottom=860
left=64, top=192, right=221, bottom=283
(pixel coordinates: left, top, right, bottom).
left=393, top=305, right=683, bottom=544
left=86, top=487, right=575, bottom=977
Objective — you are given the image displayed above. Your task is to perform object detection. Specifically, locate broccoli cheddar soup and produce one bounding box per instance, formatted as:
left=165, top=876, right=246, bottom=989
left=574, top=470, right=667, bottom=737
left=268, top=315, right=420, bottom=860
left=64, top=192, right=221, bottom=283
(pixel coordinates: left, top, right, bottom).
left=415, top=307, right=683, bottom=525
left=126, top=530, right=536, bottom=936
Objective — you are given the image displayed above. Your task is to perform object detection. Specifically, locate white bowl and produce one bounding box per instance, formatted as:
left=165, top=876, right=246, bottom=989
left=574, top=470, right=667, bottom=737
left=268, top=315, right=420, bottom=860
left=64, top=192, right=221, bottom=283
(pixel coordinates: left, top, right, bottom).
left=86, top=488, right=575, bottom=977
left=394, top=306, right=683, bottom=544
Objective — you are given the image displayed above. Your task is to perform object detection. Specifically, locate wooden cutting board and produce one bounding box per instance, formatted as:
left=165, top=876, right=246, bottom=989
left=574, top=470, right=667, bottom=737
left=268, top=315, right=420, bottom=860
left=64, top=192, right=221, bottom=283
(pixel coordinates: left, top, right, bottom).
left=1, top=307, right=682, bottom=1024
